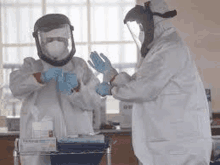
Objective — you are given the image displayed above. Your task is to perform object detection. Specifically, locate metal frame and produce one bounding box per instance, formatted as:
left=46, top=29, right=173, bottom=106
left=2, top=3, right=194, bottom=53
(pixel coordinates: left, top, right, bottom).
left=14, top=138, right=112, bottom=165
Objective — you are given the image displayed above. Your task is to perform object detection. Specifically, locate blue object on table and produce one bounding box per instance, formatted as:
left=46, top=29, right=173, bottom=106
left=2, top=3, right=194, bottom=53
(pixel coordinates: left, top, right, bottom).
left=50, top=136, right=110, bottom=165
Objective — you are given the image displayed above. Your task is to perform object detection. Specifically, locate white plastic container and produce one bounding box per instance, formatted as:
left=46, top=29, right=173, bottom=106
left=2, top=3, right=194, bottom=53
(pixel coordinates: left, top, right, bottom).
left=32, top=116, right=54, bottom=138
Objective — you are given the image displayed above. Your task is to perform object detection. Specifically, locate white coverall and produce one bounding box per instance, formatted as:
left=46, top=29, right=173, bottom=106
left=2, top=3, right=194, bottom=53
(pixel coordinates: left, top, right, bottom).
left=110, top=1, right=212, bottom=164
left=9, top=56, right=102, bottom=165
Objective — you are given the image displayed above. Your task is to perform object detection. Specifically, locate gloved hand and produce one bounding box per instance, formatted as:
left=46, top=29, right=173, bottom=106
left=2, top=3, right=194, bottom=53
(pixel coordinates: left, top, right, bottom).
left=41, top=68, right=62, bottom=83
left=95, top=82, right=112, bottom=97
left=88, top=51, right=118, bottom=82
left=57, top=72, right=79, bottom=95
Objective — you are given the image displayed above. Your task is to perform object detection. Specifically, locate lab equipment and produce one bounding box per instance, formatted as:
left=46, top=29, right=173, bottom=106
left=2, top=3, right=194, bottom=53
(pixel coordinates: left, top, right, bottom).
left=119, top=101, right=132, bottom=129
left=14, top=134, right=112, bottom=165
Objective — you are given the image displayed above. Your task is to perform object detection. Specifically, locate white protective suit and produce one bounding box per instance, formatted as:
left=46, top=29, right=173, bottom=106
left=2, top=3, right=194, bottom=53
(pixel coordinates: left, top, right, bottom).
left=9, top=56, right=102, bottom=165
left=110, top=0, right=212, bottom=165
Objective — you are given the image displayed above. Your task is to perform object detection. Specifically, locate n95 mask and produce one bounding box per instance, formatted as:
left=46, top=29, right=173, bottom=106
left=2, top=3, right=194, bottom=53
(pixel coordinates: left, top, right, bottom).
left=45, top=41, right=67, bottom=60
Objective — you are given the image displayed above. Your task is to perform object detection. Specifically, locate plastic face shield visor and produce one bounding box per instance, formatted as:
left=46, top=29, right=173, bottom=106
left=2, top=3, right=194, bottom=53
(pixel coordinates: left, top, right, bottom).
left=126, top=21, right=144, bottom=52
left=38, top=24, right=73, bottom=60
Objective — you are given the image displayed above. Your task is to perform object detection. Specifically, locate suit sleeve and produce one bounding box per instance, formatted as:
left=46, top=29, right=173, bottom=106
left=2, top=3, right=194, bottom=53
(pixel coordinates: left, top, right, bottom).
left=66, top=59, right=102, bottom=111
left=111, top=44, right=187, bottom=103
left=9, top=57, right=45, bottom=100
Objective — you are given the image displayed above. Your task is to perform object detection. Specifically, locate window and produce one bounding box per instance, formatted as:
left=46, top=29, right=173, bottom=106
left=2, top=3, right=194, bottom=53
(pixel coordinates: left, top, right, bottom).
left=0, top=0, right=137, bottom=117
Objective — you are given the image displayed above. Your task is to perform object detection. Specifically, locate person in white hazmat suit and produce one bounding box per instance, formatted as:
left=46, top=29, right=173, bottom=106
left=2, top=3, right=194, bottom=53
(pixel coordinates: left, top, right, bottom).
left=88, top=1, right=212, bottom=165
left=9, top=14, right=102, bottom=165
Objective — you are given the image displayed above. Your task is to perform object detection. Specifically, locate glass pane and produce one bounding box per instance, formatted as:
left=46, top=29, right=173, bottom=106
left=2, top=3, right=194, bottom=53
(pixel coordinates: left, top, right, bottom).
left=2, top=0, right=17, bottom=3
left=69, top=7, right=87, bottom=42
left=17, top=0, right=31, bottom=3
left=30, top=7, right=42, bottom=40
left=91, top=7, right=105, bottom=41
left=3, top=47, right=20, bottom=64
left=1, top=7, right=6, bottom=44
left=32, top=0, right=41, bottom=3
left=54, top=6, right=69, bottom=16
left=4, top=7, right=18, bottom=44
left=91, top=5, right=135, bottom=42
left=122, top=43, right=137, bottom=63
left=2, top=4, right=41, bottom=44
left=47, top=0, right=86, bottom=3
left=16, top=0, right=41, bottom=3
left=91, top=7, right=122, bottom=41
left=121, top=6, right=135, bottom=41
left=47, top=7, right=56, bottom=13
left=2, top=88, right=12, bottom=101
left=106, top=7, right=120, bottom=41
left=32, top=47, right=40, bottom=60
left=90, top=0, right=135, bottom=3
left=20, top=46, right=38, bottom=62
left=46, top=7, right=87, bottom=42
left=5, top=104, right=13, bottom=116
left=19, top=7, right=32, bottom=43
left=91, top=44, right=120, bottom=64
left=3, top=69, right=11, bottom=89
left=74, top=45, right=89, bottom=61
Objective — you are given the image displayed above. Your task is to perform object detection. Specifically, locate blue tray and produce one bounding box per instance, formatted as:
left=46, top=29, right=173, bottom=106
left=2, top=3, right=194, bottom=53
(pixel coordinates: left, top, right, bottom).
left=50, top=138, right=110, bottom=165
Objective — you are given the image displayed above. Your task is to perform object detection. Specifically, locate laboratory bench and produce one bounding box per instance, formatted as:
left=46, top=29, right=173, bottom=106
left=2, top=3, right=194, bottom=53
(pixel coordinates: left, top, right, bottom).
left=2, top=113, right=220, bottom=165
left=0, top=128, right=139, bottom=165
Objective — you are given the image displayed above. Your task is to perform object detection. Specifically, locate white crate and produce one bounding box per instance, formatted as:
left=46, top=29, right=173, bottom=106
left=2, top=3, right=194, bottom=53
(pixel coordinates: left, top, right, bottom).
left=19, top=137, right=57, bottom=153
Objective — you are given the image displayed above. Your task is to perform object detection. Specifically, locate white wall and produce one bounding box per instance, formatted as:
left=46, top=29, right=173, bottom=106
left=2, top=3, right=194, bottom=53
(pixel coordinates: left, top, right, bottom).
left=137, top=0, right=220, bottom=112
left=166, top=0, right=220, bottom=112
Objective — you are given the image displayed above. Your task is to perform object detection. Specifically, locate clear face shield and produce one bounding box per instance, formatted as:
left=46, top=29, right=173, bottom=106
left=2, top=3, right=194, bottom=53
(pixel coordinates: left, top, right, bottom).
left=126, top=21, right=145, bottom=68
left=126, top=21, right=145, bottom=52
left=38, top=24, right=73, bottom=61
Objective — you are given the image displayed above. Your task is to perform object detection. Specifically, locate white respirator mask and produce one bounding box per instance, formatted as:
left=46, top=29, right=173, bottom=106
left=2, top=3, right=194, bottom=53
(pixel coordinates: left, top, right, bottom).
left=45, top=40, right=67, bottom=60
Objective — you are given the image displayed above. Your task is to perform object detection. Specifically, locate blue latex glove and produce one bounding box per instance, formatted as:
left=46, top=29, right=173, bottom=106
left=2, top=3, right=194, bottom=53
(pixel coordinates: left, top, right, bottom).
left=88, top=51, right=113, bottom=74
left=57, top=72, right=78, bottom=95
left=95, top=82, right=112, bottom=97
left=41, top=68, right=62, bottom=83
